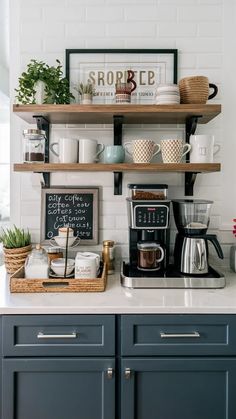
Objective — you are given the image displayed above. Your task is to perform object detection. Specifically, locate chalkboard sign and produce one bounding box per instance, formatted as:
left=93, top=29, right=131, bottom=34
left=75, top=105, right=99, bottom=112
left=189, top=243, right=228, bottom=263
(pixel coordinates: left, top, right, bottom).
left=41, top=188, right=99, bottom=244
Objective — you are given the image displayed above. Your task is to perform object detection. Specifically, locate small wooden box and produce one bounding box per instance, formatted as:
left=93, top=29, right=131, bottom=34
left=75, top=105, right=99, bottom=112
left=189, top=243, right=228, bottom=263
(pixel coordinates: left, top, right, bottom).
left=10, top=264, right=107, bottom=293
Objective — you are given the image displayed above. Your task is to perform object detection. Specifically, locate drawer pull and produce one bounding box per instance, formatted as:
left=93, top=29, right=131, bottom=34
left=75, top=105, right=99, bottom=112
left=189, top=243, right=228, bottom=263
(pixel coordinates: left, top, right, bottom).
left=107, top=368, right=114, bottom=379
left=125, top=368, right=131, bottom=379
left=160, top=332, right=200, bottom=339
left=37, top=332, right=77, bottom=339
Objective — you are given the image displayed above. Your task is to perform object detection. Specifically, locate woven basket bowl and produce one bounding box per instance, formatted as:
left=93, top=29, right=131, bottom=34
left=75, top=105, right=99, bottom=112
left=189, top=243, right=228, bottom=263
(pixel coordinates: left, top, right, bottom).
left=179, top=76, right=209, bottom=104
left=4, top=244, right=32, bottom=274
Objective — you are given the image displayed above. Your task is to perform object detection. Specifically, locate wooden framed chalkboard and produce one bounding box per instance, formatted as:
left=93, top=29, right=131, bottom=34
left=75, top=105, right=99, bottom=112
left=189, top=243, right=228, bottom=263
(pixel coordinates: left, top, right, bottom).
left=41, top=188, right=99, bottom=245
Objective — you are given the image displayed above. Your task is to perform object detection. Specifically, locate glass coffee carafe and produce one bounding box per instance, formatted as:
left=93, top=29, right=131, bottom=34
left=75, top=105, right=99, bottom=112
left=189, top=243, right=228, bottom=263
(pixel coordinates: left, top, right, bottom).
left=172, top=199, right=213, bottom=236
left=137, top=242, right=164, bottom=271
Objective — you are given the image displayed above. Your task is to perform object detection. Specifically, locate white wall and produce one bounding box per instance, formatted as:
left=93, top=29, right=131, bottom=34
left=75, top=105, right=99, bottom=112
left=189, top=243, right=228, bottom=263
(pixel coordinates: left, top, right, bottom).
left=9, top=0, right=235, bottom=263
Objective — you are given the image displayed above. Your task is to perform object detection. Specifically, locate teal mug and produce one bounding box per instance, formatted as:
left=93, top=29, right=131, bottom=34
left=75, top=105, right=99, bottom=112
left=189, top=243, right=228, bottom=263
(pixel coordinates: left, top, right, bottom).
left=101, top=145, right=125, bottom=163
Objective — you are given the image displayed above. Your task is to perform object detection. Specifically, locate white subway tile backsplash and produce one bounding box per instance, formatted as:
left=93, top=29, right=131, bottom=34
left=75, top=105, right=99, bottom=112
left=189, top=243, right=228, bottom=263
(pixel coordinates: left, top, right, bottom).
left=12, top=0, right=228, bottom=252
left=86, top=6, right=123, bottom=21
left=107, top=22, right=156, bottom=37
left=178, top=5, right=222, bottom=21
left=197, top=53, right=222, bottom=68
left=66, top=22, right=105, bottom=37
left=43, top=6, right=85, bottom=21
left=159, top=23, right=197, bottom=37
left=176, top=37, right=222, bottom=53
left=198, top=22, right=222, bottom=37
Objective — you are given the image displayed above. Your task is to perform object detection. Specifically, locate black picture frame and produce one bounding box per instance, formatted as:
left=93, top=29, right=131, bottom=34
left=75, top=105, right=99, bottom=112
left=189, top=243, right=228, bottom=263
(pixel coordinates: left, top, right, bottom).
left=41, top=187, right=99, bottom=245
left=65, top=49, right=178, bottom=103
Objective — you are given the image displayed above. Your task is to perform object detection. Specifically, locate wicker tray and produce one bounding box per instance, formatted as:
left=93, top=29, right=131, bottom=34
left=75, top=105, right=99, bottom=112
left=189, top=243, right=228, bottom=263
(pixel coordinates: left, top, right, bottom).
left=10, top=263, right=107, bottom=293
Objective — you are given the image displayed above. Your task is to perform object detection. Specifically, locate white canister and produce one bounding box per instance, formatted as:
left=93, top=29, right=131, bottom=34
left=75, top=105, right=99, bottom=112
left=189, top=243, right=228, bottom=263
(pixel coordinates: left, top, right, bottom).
left=75, top=252, right=100, bottom=279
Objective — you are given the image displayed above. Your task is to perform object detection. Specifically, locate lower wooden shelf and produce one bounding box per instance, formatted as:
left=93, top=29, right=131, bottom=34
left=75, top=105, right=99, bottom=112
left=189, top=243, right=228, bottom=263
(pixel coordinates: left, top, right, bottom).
left=13, top=162, right=221, bottom=173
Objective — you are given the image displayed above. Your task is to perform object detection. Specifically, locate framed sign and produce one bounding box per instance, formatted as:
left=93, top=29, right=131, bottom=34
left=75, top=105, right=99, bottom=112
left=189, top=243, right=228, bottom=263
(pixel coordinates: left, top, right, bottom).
left=66, top=49, right=178, bottom=104
left=41, top=187, right=99, bottom=245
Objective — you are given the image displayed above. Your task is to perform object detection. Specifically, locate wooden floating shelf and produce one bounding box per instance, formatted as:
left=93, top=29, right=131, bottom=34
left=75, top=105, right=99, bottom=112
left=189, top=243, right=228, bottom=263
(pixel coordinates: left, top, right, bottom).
left=13, top=104, right=221, bottom=125
left=14, top=163, right=221, bottom=173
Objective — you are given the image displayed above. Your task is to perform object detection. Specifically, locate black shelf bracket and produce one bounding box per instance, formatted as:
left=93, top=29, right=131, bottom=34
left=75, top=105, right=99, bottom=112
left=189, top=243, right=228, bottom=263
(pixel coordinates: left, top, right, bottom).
left=33, top=115, right=50, bottom=188
left=113, top=115, right=124, bottom=195
left=184, top=115, right=202, bottom=196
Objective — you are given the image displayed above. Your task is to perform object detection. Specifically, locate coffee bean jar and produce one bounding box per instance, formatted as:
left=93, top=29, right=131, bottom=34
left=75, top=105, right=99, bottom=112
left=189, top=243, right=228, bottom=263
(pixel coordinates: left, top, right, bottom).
left=23, top=129, right=46, bottom=163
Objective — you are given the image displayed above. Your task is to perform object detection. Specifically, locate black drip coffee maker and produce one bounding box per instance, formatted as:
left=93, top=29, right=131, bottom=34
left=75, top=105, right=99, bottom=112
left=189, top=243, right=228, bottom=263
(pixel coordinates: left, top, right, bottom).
left=122, top=184, right=171, bottom=281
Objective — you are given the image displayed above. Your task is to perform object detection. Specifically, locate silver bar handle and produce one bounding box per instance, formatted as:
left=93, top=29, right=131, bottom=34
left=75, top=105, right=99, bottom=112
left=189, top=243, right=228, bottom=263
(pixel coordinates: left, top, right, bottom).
left=125, top=368, right=131, bottom=379
left=37, top=332, right=77, bottom=339
left=107, top=368, right=114, bottom=379
left=160, top=332, right=200, bottom=339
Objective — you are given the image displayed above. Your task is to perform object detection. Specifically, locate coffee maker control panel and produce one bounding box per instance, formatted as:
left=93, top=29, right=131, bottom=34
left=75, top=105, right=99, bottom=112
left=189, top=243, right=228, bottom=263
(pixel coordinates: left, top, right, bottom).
left=134, top=205, right=169, bottom=229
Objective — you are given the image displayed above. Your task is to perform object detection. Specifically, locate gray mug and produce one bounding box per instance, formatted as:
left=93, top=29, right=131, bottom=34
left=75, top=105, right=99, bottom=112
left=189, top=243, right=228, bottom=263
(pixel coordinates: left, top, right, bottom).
left=101, top=145, right=125, bottom=163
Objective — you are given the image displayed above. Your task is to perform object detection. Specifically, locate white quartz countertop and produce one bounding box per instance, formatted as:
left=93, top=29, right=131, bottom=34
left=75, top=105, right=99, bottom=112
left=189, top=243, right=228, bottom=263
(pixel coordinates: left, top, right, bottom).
left=1, top=265, right=236, bottom=314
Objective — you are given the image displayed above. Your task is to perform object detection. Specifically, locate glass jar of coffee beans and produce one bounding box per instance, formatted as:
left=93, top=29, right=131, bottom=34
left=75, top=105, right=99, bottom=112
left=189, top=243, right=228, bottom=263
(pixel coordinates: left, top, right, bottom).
left=23, top=129, right=46, bottom=163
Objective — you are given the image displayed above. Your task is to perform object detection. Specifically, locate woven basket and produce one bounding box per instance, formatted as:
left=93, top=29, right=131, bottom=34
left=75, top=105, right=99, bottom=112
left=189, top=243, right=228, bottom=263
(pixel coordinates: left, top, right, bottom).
left=4, top=244, right=32, bottom=274
left=179, top=76, right=209, bottom=104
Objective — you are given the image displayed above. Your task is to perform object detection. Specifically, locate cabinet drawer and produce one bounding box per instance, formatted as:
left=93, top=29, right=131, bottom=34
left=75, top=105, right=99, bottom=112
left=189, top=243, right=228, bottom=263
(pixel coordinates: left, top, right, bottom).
left=121, top=315, right=236, bottom=356
left=3, top=315, right=115, bottom=357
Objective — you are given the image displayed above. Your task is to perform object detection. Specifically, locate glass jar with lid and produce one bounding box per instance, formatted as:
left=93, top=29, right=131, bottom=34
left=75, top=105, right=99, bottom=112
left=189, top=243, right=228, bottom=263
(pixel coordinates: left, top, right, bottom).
left=23, top=129, right=46, bottom=163
left=25, top=244, right=49, bottom=278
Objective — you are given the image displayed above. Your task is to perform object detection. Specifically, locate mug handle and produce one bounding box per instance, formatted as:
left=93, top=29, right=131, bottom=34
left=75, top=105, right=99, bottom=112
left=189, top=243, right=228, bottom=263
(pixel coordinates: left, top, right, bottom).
left=181, top=143, right=192, bottom=158
left=95, top=143, right=105, bottom=158
left=208, top=83, right=218, bottom=100
left=213, top=144, right=221, bottom=156
left=50, top=142, right=59, bottom=157
left=124, top=142, right=132, bottom=156
left=156, top=247, right=164, bottom=263
left=153, top=144, right=161, bottom=157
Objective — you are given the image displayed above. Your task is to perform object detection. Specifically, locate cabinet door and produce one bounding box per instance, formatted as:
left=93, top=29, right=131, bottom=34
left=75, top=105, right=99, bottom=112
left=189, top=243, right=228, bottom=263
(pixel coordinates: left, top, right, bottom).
left=121, top=358, right=236, bottom=419
left=3, top=358, right=115, bottom=419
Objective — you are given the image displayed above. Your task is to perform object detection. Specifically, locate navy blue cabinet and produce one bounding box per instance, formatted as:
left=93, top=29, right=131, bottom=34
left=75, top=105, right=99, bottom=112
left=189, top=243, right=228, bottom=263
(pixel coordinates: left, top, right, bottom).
left=3, top=358, right=115, bottom=419
left=2, top=313, right=236, bottom=419
left=2, top=315, right=116, bottom=419
left=121, top=315, right=236, bottom=419
left=121, top=358, right=236, bottom=419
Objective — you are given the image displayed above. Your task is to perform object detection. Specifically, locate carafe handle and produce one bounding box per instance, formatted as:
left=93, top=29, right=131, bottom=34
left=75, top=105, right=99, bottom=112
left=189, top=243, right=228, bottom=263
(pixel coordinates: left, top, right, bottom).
left=205, top=234, right=224, bottom=259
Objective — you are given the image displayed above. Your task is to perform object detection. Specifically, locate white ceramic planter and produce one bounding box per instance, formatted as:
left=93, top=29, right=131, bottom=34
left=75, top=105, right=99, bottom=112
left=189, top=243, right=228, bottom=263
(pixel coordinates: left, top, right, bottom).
left=80, top=93, right=93, bottom=105
left=34, top=80, right=46, bottom=104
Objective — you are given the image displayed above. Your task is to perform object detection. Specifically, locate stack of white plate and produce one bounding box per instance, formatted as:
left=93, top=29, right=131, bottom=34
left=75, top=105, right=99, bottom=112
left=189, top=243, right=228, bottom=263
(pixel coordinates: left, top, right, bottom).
left=155, top=84, right=180, bottom=105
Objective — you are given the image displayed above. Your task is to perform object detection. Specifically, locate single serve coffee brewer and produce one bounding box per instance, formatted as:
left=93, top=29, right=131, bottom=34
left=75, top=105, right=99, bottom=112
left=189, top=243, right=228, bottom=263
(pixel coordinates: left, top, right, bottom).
left=121, top=184, right=171, bottom=287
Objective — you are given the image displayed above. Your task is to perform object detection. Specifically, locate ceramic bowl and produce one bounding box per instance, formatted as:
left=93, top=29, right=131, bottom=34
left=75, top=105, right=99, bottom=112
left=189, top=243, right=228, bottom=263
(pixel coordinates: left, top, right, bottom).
left=52, top=236, right=77, bottom=248
left=51, top=258, right=75, bottom=276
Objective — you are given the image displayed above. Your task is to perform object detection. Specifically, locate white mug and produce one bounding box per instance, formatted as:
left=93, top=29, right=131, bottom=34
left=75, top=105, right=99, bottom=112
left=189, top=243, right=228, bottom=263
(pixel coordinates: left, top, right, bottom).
left=124, top=139, right=161, bottom=163
left=75, top=252, right=100, bottom=279
left=161, top=139, right=191, bottom=163
left=50, top=138, right=78, bottom=163
left=190, top=135, right=220, bottom=163
left=79, top=139, right=105, bottom=163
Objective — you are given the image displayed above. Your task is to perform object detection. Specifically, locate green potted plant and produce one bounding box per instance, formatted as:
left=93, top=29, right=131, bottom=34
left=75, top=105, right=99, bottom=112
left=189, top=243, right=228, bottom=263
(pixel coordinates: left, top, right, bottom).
left=15, top=59, right=74, bottom=104
left=0, top=226, right=32, bottom=274
left=75, top=81, right=96, bottom=104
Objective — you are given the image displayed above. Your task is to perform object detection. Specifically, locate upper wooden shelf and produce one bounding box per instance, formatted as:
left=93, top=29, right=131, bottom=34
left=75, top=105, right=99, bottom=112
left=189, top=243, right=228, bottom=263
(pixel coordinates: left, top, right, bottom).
left=14, top=162, right=221, bottom=173
left=13, top=104, right=221, bottom=125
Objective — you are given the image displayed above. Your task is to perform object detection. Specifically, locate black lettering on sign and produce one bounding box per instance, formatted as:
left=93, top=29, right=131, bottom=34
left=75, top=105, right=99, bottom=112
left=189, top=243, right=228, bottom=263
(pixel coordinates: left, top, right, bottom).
left=41, top=188, right=99, bottom=245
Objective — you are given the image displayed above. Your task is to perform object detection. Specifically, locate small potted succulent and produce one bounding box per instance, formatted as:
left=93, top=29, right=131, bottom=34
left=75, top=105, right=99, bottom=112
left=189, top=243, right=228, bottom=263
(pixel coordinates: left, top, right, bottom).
left=75, top=81, right=96, bottom=104
left=15, top=59, right=74, bottom=104
left=0, top=226, right=32, bottom=274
